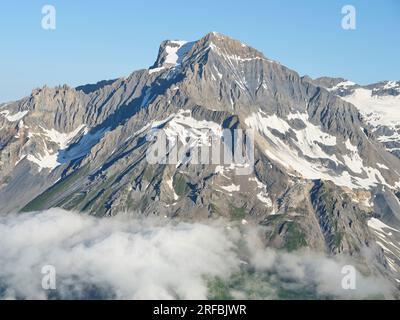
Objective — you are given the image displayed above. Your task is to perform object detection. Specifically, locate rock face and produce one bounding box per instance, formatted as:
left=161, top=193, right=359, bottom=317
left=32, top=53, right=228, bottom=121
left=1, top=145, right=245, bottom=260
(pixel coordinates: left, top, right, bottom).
left=1, top=32, right=400, bottom=288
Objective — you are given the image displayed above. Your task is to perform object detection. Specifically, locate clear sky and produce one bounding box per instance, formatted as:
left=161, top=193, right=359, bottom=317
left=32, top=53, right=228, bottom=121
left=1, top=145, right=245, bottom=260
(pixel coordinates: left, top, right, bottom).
left=0, top=0, right=399, bottom=102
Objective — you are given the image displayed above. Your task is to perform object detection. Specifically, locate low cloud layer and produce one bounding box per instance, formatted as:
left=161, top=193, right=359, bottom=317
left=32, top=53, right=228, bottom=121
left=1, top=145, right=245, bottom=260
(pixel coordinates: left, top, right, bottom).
left=0, top=209, right=395, bottom=299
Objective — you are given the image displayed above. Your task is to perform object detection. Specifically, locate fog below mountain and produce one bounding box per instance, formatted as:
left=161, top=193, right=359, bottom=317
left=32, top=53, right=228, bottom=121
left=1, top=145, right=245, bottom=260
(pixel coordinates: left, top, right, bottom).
left=0, top=209, right=394, bottom=299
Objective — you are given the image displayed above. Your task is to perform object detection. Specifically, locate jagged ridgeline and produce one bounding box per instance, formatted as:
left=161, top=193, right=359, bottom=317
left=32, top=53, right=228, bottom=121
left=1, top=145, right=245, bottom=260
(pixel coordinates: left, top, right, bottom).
left=1, top=32, right=400, bottom=289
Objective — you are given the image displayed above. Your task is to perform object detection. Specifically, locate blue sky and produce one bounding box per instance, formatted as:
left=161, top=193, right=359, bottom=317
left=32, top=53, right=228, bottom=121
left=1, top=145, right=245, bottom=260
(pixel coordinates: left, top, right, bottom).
left=0, top=0, right=399, bottom=102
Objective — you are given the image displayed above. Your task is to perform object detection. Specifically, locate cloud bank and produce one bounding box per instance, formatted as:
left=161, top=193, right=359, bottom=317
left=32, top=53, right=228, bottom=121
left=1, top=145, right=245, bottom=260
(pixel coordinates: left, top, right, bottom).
left=0, top=209, right=395, bottom=299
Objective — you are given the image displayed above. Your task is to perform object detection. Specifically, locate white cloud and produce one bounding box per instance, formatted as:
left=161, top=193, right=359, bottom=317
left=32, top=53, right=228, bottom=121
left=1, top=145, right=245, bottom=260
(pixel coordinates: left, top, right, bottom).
left=0, top=209, right=395, bottom=299
left=242, top=226, right=394, bottom=299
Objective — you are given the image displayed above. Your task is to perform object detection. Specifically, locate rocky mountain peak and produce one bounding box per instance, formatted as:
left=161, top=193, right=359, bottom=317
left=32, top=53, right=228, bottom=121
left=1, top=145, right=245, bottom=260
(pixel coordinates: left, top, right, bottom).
left=150, top=32, right=267, bottom=72
left=193, top=32, right=266, bottom=62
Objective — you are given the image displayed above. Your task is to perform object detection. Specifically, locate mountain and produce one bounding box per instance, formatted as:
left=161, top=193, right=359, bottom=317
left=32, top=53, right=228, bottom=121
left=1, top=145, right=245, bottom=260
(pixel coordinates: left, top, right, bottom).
left=312, top=77, right=400, bottom=158
left=1, top=32, right=400, bottom=290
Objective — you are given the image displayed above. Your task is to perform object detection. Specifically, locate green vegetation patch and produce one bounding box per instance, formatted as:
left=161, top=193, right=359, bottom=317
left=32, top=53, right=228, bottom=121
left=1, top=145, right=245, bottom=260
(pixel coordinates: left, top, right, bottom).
left=1, top=175, right=11, bottom=185
left=207, top=277, right=234, bottom=300
left=173, top=173, right=189, bottom=196
left=21, top=166, right=88, bottom=212
left=284, top=222, right=308, bottom=252
left=229, top=204, right=246, bottom=220
left=143, top=165, right=155, bottom=182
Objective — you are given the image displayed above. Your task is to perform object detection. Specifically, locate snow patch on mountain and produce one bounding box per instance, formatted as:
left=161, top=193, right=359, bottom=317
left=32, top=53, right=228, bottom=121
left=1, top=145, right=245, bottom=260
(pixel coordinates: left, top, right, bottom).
left=165, top=40, right=189, bottom=65
left=26, top=150, right=59, bottom=173
left=245, top=112, right=392, bottom=189
left=328, top=80, right=355, bottom=92
left=21, top=125, right=110, bottom=172
left=146, top=110, right=223, bottom=167
left=0, top=110, right=29, bottom=122
left=166, top=175, right=179, bottom=201
left=149, top=40, right=195, bottom=73
left=341, top=88, right=400, bottom=127
left=368, top=218, right=399, bottom=234
left=345, top=139, right=358, bottom=153
left=161, top=110, right=222, bottom=146
left=248, top=111, right=337, bottom=160
left=377, top=163, right=389, bottom=170
left=250, top=176, right=273, bottom=207
left=220, top=183, right=240, bottom=193
left=322, top=79, right=400, bottom=157
left=22, top=125, right=86, bottom=171
left=383, top=81, right=400, bottom=91
left=368, top=218, right=400, bottom=272
left=41, top=125, right=86, bottom=149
